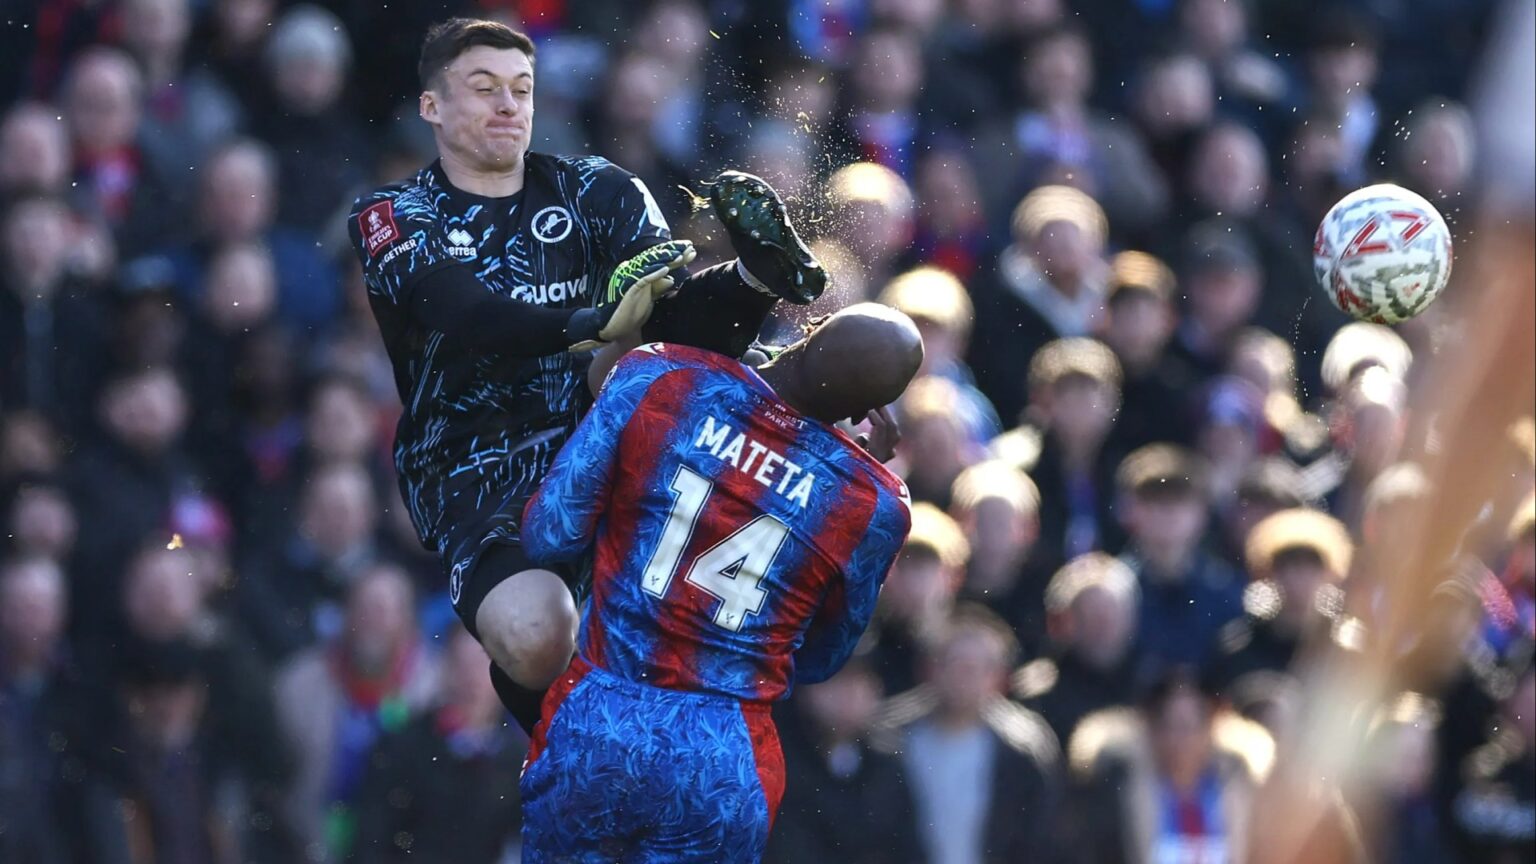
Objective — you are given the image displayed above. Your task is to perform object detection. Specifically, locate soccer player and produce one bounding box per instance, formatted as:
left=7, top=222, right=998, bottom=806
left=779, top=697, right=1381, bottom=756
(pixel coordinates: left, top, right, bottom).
left=346, top=19, right=825, bottom=732
left=518, top=304, right=923, bottom=861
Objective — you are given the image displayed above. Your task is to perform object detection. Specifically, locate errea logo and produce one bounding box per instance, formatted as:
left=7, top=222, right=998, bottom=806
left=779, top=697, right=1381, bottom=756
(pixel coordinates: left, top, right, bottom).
left=446, top=228, right=477, bottom=259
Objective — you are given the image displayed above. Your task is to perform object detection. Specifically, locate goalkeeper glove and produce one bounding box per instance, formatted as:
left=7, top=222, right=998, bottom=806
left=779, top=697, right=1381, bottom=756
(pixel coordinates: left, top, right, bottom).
left=565, top=240, right=697, bottom=351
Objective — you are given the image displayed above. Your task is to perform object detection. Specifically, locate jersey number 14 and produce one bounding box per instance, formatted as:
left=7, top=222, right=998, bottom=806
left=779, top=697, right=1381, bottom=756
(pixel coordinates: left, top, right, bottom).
left=640, top=466, right=789, bottom=632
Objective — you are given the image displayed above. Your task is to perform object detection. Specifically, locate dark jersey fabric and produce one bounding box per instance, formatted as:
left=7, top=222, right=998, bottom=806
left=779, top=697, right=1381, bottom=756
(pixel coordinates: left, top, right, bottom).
left=346, top=153, right=674, bottom=587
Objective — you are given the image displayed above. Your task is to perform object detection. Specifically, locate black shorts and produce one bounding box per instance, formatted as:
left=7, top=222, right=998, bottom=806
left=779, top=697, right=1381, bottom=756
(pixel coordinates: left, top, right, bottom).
left=447, top=536, right=581, bottom=641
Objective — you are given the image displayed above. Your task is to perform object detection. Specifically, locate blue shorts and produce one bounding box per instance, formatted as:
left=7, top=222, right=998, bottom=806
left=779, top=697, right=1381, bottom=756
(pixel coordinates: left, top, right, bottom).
left=520, top=656, right=785, bottom=863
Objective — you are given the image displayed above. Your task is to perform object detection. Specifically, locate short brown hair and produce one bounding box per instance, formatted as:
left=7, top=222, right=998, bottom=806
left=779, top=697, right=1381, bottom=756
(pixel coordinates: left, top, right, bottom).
left=419, top=18, right=535, bottom=91
left=932, top=602, right=1021, bottom=668
left=1107, top=250, right=1175, bottom=305
left=878, top=267, right=974, bottom=344
left=1245, top=508, right=1353, bottom=579
left=951, top=459, right=1040, bottom=518
left=1043, top=553, right=1138, bottom=616
left=1028, top=338, right=1122, bottom=393
left=904, top=502, right=971, bottom=570
left=1116, top=444, right=1208, bottom=500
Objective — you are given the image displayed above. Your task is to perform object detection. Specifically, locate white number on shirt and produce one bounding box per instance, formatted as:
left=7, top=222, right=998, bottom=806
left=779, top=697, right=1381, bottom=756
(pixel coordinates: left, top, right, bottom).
left=640, top=466, right=789, bottom=631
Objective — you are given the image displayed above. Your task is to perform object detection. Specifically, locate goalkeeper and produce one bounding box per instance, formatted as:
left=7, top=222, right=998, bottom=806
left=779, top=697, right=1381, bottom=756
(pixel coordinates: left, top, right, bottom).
left=346, top=18, right=825, bottom=734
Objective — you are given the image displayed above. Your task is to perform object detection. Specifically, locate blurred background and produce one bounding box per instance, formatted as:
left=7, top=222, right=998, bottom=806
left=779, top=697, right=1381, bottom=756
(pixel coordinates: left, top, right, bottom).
left=0, top=0, right=1532, bottom=862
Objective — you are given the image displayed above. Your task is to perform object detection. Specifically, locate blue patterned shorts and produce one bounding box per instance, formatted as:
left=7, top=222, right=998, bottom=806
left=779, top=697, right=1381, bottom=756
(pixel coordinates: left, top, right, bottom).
left=520, top=656, right=785, bottom=863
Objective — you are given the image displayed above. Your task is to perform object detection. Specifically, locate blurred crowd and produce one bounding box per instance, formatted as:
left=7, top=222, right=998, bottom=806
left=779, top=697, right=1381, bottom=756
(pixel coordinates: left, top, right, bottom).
left=0, top=0, right=1532, bottom=862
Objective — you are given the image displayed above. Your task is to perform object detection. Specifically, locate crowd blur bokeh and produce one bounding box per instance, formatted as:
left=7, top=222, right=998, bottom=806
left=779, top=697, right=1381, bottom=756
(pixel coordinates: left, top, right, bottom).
left=1, top=1, right=1532, bottom=863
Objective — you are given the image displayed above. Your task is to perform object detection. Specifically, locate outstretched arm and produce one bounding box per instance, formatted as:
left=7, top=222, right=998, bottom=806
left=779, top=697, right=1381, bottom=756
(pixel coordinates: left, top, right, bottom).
left=522, top=346, right=680, bottom=561
left=348, top=190, right=689, bottom=355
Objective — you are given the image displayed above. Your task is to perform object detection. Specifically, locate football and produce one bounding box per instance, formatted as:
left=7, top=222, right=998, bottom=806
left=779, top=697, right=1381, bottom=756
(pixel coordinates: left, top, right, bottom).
left=1313, top=183, right=1454, bottom=323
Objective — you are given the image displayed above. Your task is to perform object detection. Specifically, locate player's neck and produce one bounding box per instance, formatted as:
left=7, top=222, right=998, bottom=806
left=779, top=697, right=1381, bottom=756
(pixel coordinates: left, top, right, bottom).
left=439, top=150, right=527, bottom=198
left=757, top=359, right=837, bottom=425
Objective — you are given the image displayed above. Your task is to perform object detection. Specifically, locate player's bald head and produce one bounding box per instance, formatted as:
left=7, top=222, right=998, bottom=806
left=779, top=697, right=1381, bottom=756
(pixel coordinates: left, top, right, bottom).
left=788, top=303, right=924, bottom=422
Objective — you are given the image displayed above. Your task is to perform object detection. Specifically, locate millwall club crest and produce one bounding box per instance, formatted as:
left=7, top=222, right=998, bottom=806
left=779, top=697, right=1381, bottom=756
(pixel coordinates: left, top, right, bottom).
left=532, top=206, right=573, bottom=243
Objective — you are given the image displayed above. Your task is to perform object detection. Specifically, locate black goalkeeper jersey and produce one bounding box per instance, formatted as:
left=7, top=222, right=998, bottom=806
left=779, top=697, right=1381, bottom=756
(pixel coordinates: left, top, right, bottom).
left=346, top=153, right=674, bottom=569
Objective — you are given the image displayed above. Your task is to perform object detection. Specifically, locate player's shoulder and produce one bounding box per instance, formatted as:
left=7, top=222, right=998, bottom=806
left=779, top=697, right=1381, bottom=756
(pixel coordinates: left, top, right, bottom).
left=346, top=169, right=445, bottom=258
left=832, top=433, right=911, bottom=516
left=348, top=167, right=438, bottom=219
left=550, top=152, right=633, bottom=181
left=622, top=343, right=744, bottom=377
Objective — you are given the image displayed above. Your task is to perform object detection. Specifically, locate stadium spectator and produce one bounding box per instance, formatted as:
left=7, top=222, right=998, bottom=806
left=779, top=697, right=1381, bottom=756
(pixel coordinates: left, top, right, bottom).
left=896, top=376, right=983, bottom=508
left=1130, top=50, right=1216, bottom=194
left=768, top=654, right=924, bottom=864
left=741, top=120, right=819, bottom=209
left=1099, top=251, right=1199, bottom=450
left=1013, top=553, right=1140, bottom=746
left=195, top=0, right=280, bottom=114
left=633, top=0, right=712, bottom=170
left=61, top=47, right=188, bottom=255
left=100, top=640, right=244, bottom=862
left=972, top=23, right=1168, bottom=233
left=1181, top=125, right=1335, bottom=370
left=1396, top=99, right=1478, bottom=220
left=869, top=503, right=968, bottom=696
left=240, top=461, right=384, bottom=659
left=1214, top=457, right=1308, bottom=570
left=1210, top=508, right=1355, bottom=693
left=949, top=459, right=1048, bottom=651
left=1479, top=495, right=1535, bottom=660
left=838, top=27, right=928, bottom=180
left=0, top=192, right=111, bottom=427
left=969, top=185, right=1109, bottom=425
left=1116, top=444, right=1245, bottom=676
left=1167, top=223, right=1264, bottom=386
left=878, top=266, right=1000, bottom=443
left=1227, top=327, right=1303, bottom=449
left=0, top=102, right=72, bottom=199
left=1183, top=123, right=1270, bottom=226
left=823, top=161, right=915, bottom=291
left=0, top=411, right=60, bottom=487
left=1447, top=659, right=1536, bottom=863
left=1302, top=367, right=1409, bottom=523
left=879, top=605, right=1063, bottom=864
left=119, top=0, right=243, bottom=173
left=119, top=542, right=292, bottom=829
left=1175, top=0, right=1292, bottom=142
left=274, top=562, right=439, bottom=864
left=4, top=479, right=77, bottom=564
left=159, top=137, right=342, bottom=334
left=352, top=624, right=523, bottom=864
left=585, top=50, right=694, bottom=228
left=1302, top=12, right=1384, bottom=188
left=758, top=58, right=841, bottom=179
left=65, top=368, right=209, bottom=637
left=1319, top=321, right=1415, bottom=401
left=1062, top=666, right=1273, bottom=864
left=0, top=556, right=95, bottom=864
left=1196, top=376, right=1270, bottom=509
left=994, top=338, right=1124, bottom=568
left=906, top=148, right=989, bottom=279
left=258, top=5, right=371, bottom=234
left=1276, top=110, right=1357, bottom=240
left=1368, top=694, right=1459, bottom=864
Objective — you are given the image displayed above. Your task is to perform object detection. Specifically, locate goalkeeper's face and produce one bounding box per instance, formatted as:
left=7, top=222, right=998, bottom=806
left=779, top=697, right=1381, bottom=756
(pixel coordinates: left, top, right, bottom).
left=422, top=45, right=534, bottom=173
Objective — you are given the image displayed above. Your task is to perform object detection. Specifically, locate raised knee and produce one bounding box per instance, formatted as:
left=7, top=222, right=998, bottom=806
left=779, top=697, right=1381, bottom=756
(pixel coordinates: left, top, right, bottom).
left=476, top=569, right=577, bottom=688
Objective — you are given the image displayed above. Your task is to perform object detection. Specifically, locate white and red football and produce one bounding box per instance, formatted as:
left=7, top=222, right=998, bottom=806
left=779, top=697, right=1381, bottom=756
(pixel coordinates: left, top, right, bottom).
left=1313, top=183, right=1453, bottom=324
